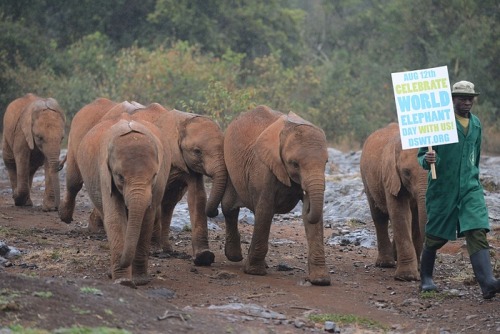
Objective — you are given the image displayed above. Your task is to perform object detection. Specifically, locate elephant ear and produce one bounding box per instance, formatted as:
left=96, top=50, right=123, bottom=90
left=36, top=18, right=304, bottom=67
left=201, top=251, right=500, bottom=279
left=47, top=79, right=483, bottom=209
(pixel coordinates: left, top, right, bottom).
left=20, top=100, right=41, bottom=150
left=45, top=98, right=66, bottom=123
left=173, top=114, right=197, bottom=174
left=382, top=137, right=402, bottom=196
left=254, top=115, right=291, bottom=187
left=287, top=111, right=313, bottom=126
left=102, top=150, right=113, bottom=198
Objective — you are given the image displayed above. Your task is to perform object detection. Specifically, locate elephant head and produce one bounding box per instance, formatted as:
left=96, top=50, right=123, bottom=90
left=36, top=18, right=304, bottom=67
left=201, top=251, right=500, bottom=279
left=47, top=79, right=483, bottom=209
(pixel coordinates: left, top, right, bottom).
left=255, top=111, right=328, bottom=224
left=176, top=112, right=227, bottom=218
left=101, top=119, right=165, bottom=269
left=20, top=97, right=66, bottom=210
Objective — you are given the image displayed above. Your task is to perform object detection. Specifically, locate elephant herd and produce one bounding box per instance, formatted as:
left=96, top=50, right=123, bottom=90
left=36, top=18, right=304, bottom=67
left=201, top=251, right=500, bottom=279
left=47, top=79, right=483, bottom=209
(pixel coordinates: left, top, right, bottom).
left=2, top=93, right=427, bottom=289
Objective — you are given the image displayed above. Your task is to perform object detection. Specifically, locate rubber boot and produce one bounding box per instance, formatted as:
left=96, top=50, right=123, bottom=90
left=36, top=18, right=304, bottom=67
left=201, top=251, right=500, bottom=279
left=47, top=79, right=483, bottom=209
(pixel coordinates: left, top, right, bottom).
left=420, top=248, right=438, bottom=292
left=470, top=249, right=500, bottom=299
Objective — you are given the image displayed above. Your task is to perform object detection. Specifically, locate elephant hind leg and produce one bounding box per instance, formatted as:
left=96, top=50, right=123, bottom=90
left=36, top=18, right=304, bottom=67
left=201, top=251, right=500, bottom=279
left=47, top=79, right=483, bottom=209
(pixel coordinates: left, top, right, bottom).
left=223, top=207, right=243, bottom=262
left=59, top=155, right=84, bottom=223
left=370, top=206, right=395, bottom=268
left=244, top=207, right=274, bottom=276
left=222, top=181, right=243, bottom=262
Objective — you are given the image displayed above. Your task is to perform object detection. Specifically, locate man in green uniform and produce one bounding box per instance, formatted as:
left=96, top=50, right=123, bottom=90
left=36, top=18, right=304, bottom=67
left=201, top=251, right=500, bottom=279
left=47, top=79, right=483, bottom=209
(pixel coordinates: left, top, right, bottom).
left=417, top=80, right=500, bottom=299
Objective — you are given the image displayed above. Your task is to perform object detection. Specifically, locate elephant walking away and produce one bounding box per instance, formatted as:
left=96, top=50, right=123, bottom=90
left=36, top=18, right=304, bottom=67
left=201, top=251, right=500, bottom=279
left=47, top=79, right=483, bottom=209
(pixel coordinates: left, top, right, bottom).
left=2, top=94, right=66, bottom=211
left=222, top=105, right=331, bottom=286
left=63, top=111, right=170, bottom=287
left=360, top=123, right=427, bottom=281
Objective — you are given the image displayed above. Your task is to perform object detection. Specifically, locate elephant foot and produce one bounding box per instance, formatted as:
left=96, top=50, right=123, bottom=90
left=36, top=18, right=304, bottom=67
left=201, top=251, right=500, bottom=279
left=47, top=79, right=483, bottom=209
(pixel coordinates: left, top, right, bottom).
left=224, top=243, right=243, bottom=262
left=149, top=242, right=163, bottom=254
left=193, top=250, right=215, bottom=266
left=376, top=258, right=396, bottom=268
left=59, top=204, right=73, bottom=224
left=133, top=275, right=152, bottom=286
left=244, top=259, right=268, bottom=276
left=162, top=241, right=173, bottom=253
left=113, top=278, right=137, bottom=289
left=14, top=196, right=32, bottom=207
left=394, top=268, right=419, bottom=282
left=42, top=204, right=58, bottom=212
left=88, top=209, right=104, bottom=232
left=308, top=275, right=332, bottom=286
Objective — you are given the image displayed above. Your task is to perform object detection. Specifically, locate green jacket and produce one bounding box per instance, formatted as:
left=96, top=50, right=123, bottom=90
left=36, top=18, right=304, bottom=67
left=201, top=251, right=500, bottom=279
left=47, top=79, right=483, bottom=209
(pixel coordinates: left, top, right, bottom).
left=417, top=114, right=489, bottom=240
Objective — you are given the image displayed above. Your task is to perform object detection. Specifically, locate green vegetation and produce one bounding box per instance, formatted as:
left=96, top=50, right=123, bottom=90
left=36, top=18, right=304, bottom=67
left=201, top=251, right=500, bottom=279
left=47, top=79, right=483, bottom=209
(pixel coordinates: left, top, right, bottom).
left=1, top=1, right=498, bottom=151
left=420, top=290, right=461, bottom=300
left=79, top=287, right=103, bottom=295
left=309, top=313, right=388, bottom=331
left=32, top=291, right=53, bottom=299
left=0, top=288, right=21, bottom=311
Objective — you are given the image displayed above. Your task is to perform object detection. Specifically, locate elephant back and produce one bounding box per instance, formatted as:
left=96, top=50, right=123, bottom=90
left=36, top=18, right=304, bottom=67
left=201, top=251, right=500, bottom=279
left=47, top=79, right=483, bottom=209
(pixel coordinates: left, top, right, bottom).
left=225, top=105, right=283, bottom=148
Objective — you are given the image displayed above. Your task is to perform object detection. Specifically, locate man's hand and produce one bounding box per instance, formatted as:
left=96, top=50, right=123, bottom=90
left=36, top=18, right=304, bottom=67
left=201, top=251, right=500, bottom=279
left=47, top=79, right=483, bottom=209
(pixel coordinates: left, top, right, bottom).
left=425, top=150, right=436, bottom=164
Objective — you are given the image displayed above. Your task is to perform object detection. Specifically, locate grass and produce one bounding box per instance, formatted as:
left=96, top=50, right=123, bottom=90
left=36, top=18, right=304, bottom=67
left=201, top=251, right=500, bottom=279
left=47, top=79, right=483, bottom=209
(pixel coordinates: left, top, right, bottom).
left=308, top=313, right=388, bottom=332
left=0, top=288, right=21, bottom=312
left=79, top=287, right=103, bottom=295
left=420, top=290, right=461, bottom=300
left=32, top=291, right=53, bottom=298
left=71, top=306, right=91, bottom=315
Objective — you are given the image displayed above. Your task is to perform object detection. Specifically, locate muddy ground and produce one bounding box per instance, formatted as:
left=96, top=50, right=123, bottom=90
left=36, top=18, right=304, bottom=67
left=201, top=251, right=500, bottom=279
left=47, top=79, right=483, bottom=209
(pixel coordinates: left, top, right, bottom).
left=1, top=153, right=499, bottom=334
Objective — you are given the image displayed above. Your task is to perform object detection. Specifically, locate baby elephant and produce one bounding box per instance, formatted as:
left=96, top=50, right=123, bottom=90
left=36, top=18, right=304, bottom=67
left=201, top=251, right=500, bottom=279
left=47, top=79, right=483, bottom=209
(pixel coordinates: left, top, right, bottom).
left=222, top=105, right=331, bottom=286
left=360, top=123, right=427, bottom=281
left=65, top=110, right=170, bottom=287
left=2, top=94, right=66, bottom=211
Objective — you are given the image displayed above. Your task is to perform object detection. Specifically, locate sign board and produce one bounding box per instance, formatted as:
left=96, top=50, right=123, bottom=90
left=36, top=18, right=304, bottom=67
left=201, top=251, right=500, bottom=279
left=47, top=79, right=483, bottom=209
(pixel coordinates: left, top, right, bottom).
left=391, top=66, right=457, bottom=150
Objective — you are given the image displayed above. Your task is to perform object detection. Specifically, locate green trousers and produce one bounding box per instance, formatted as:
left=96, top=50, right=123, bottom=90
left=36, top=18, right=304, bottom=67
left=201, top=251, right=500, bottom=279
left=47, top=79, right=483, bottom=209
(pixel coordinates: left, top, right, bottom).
left=424, top=229, right=489, bottom=256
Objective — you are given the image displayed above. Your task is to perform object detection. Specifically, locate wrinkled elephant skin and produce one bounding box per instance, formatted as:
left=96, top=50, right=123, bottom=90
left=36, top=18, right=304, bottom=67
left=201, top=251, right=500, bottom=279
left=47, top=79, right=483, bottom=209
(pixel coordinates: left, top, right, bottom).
left=59, top=99, right=226, bottom=267
left=222, top=105, right=331, bottom=286
left=130, top=104, right=227, bottom=267
left=360, top=122, right=428, bottom=281
left=2, top=94, right=66, bottom=212
left=61, top=110, right=170, bottom=288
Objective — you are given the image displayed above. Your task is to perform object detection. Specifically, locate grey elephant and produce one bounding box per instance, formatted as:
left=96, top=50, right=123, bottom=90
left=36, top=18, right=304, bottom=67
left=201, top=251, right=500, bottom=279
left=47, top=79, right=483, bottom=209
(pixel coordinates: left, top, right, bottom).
left=222, top=105, right=331, bottom=286
left=2, top=93, right=66, bottom=211
left=360, top=122, right=427, bottom=281
left=66, top=108, right=170, bottom=287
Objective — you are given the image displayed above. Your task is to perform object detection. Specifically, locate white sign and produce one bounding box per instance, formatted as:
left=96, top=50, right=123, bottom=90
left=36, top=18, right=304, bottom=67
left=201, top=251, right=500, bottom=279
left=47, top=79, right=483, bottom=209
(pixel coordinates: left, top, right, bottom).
left=391, top=66, right=458, bottom=150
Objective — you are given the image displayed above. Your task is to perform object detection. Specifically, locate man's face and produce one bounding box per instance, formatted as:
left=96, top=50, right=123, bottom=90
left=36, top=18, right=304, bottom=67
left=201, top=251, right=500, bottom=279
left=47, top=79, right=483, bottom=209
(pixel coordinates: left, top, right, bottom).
left=453, top=95, right=474, bottom=117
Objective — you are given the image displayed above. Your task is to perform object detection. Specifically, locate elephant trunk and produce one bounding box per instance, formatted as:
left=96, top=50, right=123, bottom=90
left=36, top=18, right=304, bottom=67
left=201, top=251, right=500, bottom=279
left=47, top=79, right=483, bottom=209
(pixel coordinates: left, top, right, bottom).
left=205, top=157, right=228, bottom=218
left=416, top=173, right=428, bottom=243
left=302, top=177, right=325, bottom=225
left=119, top=193, right=150, bottom=269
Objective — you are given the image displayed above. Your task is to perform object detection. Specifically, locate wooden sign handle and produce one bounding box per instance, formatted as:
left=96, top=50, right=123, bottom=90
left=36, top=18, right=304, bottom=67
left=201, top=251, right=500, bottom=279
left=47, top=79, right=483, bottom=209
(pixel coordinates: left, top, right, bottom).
left=428, top=145, right=437, bottom=179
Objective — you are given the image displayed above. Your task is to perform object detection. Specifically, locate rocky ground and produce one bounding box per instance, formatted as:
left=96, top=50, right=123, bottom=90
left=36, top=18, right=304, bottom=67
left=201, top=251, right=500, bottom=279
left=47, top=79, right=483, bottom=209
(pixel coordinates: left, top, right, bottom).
left=1, top=148, right=499, bottom=334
